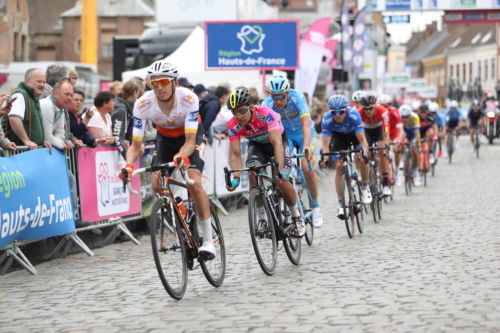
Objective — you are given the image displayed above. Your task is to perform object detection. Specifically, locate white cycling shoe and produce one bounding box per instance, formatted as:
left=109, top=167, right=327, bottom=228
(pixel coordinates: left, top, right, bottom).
left=312, top=207, right=324, bottom=228
left=361, top=188, right=372, bottom=204
left=337, top=207, right=347, bottom=220
left=198, top=241, right=216, bottom=258
left=382, top=186, right=392, bottom=197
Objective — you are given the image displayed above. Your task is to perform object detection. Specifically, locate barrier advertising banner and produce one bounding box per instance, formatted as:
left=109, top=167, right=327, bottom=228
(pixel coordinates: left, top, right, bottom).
left=383, top=72, right=411, bottom=88
left=419, top=85, right=438, bottom=98
left=407, top=78, right=428, bottom=92
left=0, top=149, right=75, bottom=248
left=205, top=20, right=299, bottom=70
left=78, top=147, right=141, bottom=222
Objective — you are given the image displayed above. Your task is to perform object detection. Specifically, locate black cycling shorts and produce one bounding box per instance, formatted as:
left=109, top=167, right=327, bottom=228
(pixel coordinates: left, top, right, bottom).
left=446, top=120, right=459, bottom=132
left=152, top=123, right=207, bottom=176
left=246, top=132, right=291, bottom=172
left=364, top=126, right=384, bottom=147
left=328, top=131, right=361, bottom=161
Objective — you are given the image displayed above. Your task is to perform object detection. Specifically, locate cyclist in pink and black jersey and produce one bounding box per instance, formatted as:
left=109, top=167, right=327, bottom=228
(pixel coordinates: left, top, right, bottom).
left=226, top=88, right=306, bottom=237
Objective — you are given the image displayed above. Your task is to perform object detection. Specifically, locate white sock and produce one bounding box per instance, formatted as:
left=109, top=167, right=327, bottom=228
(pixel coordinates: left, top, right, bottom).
left=287, top=203, right=300, bottom=218
left=199, top=218, right=213, bottom=244
left=258, top=206, right=267, bottom=220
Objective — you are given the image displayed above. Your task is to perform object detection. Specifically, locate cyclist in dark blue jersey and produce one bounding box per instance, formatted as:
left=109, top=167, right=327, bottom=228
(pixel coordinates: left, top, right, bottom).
left=467, top=99, right=485, bottom=153
left=262, top=75, right=323, bottom=227
left=320, top=95, right=372, bottom=220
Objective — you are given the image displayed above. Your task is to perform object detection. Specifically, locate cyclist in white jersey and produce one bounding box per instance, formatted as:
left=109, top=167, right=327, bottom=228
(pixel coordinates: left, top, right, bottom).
left=123, top=60, right=215, bottom=257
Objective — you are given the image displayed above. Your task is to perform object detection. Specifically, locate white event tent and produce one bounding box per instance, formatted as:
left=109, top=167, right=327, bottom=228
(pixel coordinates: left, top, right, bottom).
left=122, top=26, right=262, bottom=90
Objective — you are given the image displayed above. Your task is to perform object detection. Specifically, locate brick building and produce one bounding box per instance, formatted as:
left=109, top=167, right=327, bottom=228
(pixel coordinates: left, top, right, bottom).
left=0, top=0, right=30, bottom=65
left=60, top=0, right=153, bottom=76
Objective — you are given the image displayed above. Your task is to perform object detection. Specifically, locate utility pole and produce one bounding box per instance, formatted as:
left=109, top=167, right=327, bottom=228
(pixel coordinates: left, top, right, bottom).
left=80, top=0, right=97, bottom=65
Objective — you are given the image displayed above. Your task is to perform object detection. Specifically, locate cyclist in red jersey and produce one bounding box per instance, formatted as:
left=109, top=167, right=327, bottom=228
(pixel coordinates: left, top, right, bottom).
left=378, top=94, right=404, bottom=186
left=357, top=94, right=391, bottom=196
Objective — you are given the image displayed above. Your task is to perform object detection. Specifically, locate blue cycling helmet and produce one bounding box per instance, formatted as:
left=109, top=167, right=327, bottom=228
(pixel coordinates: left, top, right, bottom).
left=328, top=95, right=349, bottom=110
left=267, top=75, right=290, bottom=94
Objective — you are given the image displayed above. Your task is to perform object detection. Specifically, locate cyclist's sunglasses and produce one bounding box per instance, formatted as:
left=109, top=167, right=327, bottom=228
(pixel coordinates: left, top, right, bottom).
left=232, top=105, right=252, bottom=116
left=363, top=106, right=375, bottom=110
left=402, top=115, right=410, bottom=119
left=271, top=94, right=287, bottom=101
left=330, top=108, right=347, bottom=116
left=150, top=78, right=174, bottom=89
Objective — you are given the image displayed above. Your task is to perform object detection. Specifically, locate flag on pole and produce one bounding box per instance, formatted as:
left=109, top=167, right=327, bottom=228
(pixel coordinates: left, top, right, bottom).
left=352, top=8, right=366, bottom=74
left=341, top=0, right=353, bottom=70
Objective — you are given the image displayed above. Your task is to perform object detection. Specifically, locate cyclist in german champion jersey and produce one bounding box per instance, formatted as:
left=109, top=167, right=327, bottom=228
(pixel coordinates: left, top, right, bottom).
left=261, top=76, right=323, bottom=228
left=357, top=94, right=392, bottom=197
left=467, top=99, right=485, bottom=153
left=400, top=104, right=422, bottom=186
left=378, top=94, right=404, bottom=185
left=320, top=95, right=372, bottom=220
left=122, top=60, right=216, bottom=257
left=417, top=104, right=439, bottom=164
left=226, top=88, right=306, bottom=237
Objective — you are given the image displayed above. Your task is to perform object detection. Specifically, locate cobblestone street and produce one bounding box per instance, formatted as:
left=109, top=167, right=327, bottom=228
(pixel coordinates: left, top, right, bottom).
left=2, top=138, right=500, bottom=333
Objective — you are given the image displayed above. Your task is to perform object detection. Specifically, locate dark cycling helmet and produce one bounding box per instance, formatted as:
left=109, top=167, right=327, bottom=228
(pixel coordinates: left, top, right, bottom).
left=472, top=99, right=481, bottom=109
left=360, top=94, right=376, bottom=108
left=419, top=104, right=429, bottom=112
left=227, top=88, right=253, bottom=110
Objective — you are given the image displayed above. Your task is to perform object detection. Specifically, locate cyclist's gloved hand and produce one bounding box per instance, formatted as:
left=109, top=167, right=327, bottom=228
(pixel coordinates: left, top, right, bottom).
left=275, top=172, right=290, bottom=181
left=230, top=178, right=240, bottom=188
left=432, top=135, right=438, bottom=141
left=173, top=154, right=190, bottom=168
left=118, top=163, right=133, bottom=180
left=361, top=155, right=369, bottom=164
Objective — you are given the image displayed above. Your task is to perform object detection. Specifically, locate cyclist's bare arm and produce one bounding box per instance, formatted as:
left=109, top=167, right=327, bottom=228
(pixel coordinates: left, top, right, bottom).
left=300, top=115, right=312, bottom=158
left=355, top=131, right=368, bottom=157
left=178, top=132, right=196, bottom=160
left=229, top=140, right=242, bottom=178
left=269, top=129, right=285, bottom=173
left=321, top=135, right=331, bottom=165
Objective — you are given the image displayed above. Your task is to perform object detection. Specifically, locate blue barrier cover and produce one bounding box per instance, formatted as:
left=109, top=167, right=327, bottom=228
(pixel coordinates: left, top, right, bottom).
left=0, top=149, right=75, bottom=248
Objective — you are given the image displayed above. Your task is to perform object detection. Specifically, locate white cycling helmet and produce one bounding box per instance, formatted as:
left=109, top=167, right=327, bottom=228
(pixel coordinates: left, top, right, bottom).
left=449, top=100, right=458, bottom=108
left=487, top=92, right=494, bottom=98
left=378, top=94, right=392, bottom=105
left=429, top=102, right=439, bottom=112
left=399, top=104, right=412, bottom=117
left=352, top=90, right=365, bottom=102
left=411, top=101, right=420, bottom=111
left=147, top=60, right=179, bottom=79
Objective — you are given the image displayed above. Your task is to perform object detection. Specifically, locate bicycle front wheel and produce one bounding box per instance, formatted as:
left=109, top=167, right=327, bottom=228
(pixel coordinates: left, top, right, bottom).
left=198, top=203, right=226, bottom=288
left=298, top=183, right=314, bottom=246
left=369, top=167, right=379, bottom=223
left=343, top=175, right=355, bottom=238
left=150, top=199, right=188, bottom=300
left=248, top=188, right=277, bottom=276
left=354, top=181, right=364, bottom=233
left=281, top=193, right=301, bottom=265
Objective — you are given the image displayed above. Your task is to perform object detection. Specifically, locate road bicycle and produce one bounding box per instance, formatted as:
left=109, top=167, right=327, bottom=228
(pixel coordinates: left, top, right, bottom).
left=124, top=162, right=226, bottom=300
left=290, top=147, right=314, bottom=246
left=473, top=125, right=480, bottom=158
left=402, top=142, right=414, bottom=196
left=420, top=138, right=432, bottom=187
left=224, top=157, right=303, bottom=276
left=320, top=148, right=364, bottom=238
left=367, top=146, right=387, bottom=223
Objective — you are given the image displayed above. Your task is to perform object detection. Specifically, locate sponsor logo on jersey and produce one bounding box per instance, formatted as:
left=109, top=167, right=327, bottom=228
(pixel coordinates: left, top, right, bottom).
left=265, top=113, right=274, bottom=124
left=188, top=111, right=198, bottom=122
left=256, top=113, right=266, bottom=122
left=349, top=113, right=359, bottom=121
left=133, top=116, right=143, bottom=129
left=228, top=128, right=237, bottom=136
left=282, top=111, right=299, bottom=118
left=247, top=133, right=269, bottom=142
left=323, top=117, right=332, bottom=125
left=247, top=131, right=253, bottom=134
left=180, top=94, right=196, bottom=108
left=172, top=112, right=183, bottom=119
left=234, top=123, right=242, bottom=131
left=256, top=127, right=265, bottom=131
left=137, top=99, right=152, bottom=113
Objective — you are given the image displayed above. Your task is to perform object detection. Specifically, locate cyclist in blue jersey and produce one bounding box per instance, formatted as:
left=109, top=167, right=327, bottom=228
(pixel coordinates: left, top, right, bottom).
left=444, top=100, right=463, bottom=154
left=262, top=75, right=323, bottom=227
left=429, top=102, right=445, bottom=157
left=319, top=95, right=372, bottom=220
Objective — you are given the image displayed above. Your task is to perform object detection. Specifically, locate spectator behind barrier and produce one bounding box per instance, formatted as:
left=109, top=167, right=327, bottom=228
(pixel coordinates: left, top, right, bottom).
left=194, top=83, right=209, bottom=98
left=68, top=88, right=99, bottom=147
left=178, top=77, right=194, bottom=91
left=130, top=76, right=145, bottom=96
left=199, top=86, right=228, bottom=145
left=0, top=94, right=18, bottom=155
left=111, top=81, right=140, bottom=151
left=0, top=68, right=52, bottom=151
left=82, top=91, right=116, bottom=145
left=249, top=87, right=260, bottom=105
left=41, top=64, right=70, bottom=99
left=109, top=80, right=123, bottom=95
left=40, top=81, right=93, bottom=230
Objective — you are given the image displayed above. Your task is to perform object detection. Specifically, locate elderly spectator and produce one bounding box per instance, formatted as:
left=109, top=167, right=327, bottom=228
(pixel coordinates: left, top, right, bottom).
left=83, top=91, right=116, bottom=144
left=199, top=86, right=228, bottom=145
left=41, top=64, right=70, bottom=99
left=111, top=81, right=140, bottom=154
left=178, top=77, right=194, bottom=91
left=40, top=81, right=92, bottom=230
left=109, top=81, right=123, bottom=95
left=68, top=88, right=101, bottom=147
left=0, top=68, right=52, bottom=151
left=194, top=83, right=209, bottom=98
left=0, top=94, right=18, bottom=156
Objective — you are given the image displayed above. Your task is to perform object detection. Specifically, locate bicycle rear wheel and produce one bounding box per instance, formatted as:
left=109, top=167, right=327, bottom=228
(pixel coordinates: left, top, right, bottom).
left=475, top=131, right=480, bottom=158
left=281, top=194, right=301, bottom=265
left=354, top=181, right=364, bottom=233
left=248, top=188, right=277, bottom=276
left=150, top=199, right=188, bottom=300
left=404, top=153, right=411, bottom=196
left=198, top=203, right=226, bottom=288
left=369, top=167, right=379, bottom=223
left=342, top=175, right=355, bottom=238
left=448, top=136, right=454, bottom=164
